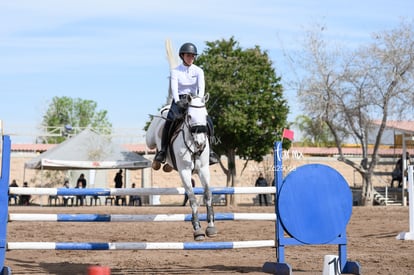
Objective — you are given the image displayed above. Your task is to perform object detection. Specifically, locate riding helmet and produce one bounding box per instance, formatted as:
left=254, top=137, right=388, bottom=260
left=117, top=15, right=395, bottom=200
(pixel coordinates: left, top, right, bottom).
left=179, top=42, right=198, bottom=56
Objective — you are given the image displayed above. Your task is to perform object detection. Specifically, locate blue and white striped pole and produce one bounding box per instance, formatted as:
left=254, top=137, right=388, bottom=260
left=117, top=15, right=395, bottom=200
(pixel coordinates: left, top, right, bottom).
left=9, top=186, right=276, bottom=196
left=7, top=240, right=275, bottom=250
left=9, top=213, right=276, bottom=222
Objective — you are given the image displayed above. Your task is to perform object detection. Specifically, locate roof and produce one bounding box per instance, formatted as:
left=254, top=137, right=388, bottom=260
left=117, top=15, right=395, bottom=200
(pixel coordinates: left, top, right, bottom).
left=11, top=143, right=154, bottom=154
left=12, top=143, right=55, bottom=152
left=24, top=129, right=151, bottom=170
left=298, top=147, right=414, bottom=157
left=373, top=120, right=414, bottom=134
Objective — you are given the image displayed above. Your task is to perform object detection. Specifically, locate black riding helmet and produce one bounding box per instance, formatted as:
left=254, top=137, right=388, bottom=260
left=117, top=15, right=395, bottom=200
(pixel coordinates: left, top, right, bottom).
left=179, top=42, right=198, bottom=59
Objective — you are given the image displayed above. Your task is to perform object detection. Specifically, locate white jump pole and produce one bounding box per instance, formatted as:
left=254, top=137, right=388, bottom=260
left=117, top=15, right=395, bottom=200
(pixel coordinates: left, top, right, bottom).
left=396, top=165, right=414, bottom=240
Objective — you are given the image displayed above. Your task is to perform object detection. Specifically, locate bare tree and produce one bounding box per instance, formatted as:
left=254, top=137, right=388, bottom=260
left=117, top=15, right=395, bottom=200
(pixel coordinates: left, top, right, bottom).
left=295, top=21, right=414, bottom=205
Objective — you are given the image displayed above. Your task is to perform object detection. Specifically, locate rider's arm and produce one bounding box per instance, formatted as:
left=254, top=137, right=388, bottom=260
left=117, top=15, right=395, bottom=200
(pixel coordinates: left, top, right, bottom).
left=197, top=67, right=205, bottom=97
left=170, top=69, right=179, bottom=102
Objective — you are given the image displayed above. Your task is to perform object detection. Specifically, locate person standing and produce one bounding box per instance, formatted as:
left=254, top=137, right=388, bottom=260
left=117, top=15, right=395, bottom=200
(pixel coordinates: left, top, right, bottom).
left=77, top=173, right=87, bottom=188
left=114, top=169, right=123, bottom=205
left=391, top=152, right=411, bottom=188
left=255, top=173, right=269, bottom=206
left=75, top=178, right=85, bottom=206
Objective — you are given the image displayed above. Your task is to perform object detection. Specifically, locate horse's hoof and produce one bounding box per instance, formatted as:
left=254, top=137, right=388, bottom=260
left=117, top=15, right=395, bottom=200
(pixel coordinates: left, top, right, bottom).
left=194, top=228, right=205, bottom=241
left=152, top=161, right=161, bottom=170
left=206, top=226, right=218, bottom=238
left=163, top=164, right=173, bottom=172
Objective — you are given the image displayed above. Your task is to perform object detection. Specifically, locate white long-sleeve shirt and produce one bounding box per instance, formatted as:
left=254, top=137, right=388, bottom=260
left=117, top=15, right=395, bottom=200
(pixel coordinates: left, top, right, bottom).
left=170, top=63, right=205, bottom=102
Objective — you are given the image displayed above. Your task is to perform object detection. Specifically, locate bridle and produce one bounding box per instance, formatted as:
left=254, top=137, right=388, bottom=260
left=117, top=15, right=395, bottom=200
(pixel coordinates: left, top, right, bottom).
left=182, top=102, right=208, bottom=156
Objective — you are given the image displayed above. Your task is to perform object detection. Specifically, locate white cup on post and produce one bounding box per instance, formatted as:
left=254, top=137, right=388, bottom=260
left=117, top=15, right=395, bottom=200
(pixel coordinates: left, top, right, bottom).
left=322, top=254, right=341, bottom=275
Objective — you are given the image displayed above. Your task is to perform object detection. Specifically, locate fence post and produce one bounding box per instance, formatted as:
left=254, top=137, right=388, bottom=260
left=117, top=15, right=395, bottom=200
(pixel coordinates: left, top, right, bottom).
left=0, top=135, right=11, bottom=274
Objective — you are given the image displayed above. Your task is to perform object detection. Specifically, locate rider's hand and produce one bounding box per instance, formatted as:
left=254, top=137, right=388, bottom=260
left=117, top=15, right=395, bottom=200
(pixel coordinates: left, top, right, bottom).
left=177, top=100, right=186, bottom=111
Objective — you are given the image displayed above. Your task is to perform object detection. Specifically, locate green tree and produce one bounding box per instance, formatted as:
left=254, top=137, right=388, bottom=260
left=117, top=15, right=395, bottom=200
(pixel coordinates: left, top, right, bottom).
left=41, top=96, right=112, bottom=143
left=196, top=37, right=289, bottom=193
left=294, top=115, right=335, bottom=147
left=294, top=21, right=414, bottom=205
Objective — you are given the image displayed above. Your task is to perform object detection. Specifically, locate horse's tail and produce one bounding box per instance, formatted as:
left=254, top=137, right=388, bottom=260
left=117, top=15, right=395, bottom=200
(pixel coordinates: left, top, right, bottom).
left=165, top=39, right=179, bottom=105
left=145, top=107, right=170, bottom=150
left=146, top=115, right=163, bottom=150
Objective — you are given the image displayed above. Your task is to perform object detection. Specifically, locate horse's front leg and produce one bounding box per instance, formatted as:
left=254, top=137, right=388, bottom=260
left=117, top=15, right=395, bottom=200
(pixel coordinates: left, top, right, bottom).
left=180, top=168, right=205, bottom=241
left=188, top=193, right=206, bottom=241
left=203, top=185, right=218, bottom=237
left=198, top=159, right=218, bottom=238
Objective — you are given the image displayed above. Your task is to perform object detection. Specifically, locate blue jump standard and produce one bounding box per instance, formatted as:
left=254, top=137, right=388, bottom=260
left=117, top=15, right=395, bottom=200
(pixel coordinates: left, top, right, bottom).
left=0, top=135, right=12, bottom=275
left=262, top=141, right=361, bottom=275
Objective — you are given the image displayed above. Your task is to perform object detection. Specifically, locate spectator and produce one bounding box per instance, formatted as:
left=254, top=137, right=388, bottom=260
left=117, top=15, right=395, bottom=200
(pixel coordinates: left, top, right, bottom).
left=391, top=152, right=411, bottom=188
left=9, top=179, right=19, bottom=205
left=76, top=174, right=87, bottom=206
left=114, top=169, right=123, bottom=206
left=77, top=173, right=87, bottom=188
left=129, top=183, right=142, bottom=206
left=255, top=173, right=269, bottom=206
left=62, top=180, right=74, bottom=206
left=75, top=178, right=85, bottom=206
left=20, top=182, right=31, bottom=206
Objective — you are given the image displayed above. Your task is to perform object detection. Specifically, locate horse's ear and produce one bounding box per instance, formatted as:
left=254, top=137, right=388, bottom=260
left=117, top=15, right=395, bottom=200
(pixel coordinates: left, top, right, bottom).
left=204, top=93, right=209, bottom=103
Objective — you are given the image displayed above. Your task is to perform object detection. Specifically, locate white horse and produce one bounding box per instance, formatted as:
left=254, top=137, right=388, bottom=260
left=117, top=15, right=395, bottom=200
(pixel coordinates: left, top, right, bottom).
left=146, top=94, right=217, bottom=241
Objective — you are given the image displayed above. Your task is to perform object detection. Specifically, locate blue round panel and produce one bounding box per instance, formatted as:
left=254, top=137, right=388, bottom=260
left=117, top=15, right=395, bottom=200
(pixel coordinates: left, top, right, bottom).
left=277, top=164, right=352, bottom=244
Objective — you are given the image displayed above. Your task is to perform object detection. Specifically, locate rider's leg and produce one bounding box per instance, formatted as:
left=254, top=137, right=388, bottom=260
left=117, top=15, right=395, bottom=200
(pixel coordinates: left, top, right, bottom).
left=154, top=101, right=180, bottom=163
left=207, top=116, right=219, bottom=165
left=154, top=119, right=173, bottom=163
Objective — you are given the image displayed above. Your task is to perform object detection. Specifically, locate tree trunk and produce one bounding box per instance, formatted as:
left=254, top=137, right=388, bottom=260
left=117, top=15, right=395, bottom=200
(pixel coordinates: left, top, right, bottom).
left=361, top=172, right=374, bottom=206
left=226, top=149, right=237, bottom=206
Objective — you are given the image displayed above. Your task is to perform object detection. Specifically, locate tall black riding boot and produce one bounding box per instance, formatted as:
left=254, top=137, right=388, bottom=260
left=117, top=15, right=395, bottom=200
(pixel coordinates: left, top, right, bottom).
left=154, top=120, right=172, bottom=163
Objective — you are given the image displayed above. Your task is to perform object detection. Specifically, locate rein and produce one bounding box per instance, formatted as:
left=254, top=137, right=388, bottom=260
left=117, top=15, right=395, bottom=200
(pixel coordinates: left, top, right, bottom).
left=181, top=113, right=207, bottom=156
left=188, top=104, right=205, bottom=109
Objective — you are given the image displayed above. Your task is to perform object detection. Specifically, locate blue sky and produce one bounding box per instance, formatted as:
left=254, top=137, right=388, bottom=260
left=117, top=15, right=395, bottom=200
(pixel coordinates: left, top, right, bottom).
left=1, top=0, right=412, bottom=143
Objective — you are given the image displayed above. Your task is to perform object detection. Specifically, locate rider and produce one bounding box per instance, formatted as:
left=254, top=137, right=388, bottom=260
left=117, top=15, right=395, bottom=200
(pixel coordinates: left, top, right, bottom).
left=154, top=42, right=219, bottom=165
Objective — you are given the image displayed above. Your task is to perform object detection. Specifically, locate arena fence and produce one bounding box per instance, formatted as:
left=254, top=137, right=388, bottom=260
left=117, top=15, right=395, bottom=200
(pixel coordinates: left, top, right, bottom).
left=6, top=187, right=277, bottom=252
left=0, top=136, right=361, bottom=274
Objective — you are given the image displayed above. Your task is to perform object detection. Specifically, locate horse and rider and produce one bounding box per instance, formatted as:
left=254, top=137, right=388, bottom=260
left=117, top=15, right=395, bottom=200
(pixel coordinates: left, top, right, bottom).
left=146, top=42, right=218, bottom=241
left=153, top=42, right=218, bottom=167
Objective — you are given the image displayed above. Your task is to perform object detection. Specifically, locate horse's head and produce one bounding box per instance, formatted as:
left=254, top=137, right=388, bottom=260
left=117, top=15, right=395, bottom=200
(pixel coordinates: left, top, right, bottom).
left=186, top=94, right=209, bottom=151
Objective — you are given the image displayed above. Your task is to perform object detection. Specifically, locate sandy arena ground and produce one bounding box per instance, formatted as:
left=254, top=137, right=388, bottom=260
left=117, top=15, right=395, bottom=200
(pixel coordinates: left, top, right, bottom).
left=4, top=204, right=414, bottom=275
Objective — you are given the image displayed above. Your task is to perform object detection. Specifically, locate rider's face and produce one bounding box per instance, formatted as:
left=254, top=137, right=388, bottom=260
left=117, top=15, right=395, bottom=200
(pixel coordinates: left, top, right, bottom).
left=183, top=53, right=196, bottom=65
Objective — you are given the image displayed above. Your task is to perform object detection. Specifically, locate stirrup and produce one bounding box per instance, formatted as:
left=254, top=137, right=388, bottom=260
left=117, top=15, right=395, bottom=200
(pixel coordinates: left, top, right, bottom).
left=154, top=150, right=166, bottom=163
left=209, top=151, right=219, bottom=165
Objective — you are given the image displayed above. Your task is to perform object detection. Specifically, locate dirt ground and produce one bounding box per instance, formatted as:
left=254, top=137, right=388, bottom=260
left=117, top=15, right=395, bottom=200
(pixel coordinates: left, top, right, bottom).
left=4, top=204, right=414, bottom=275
